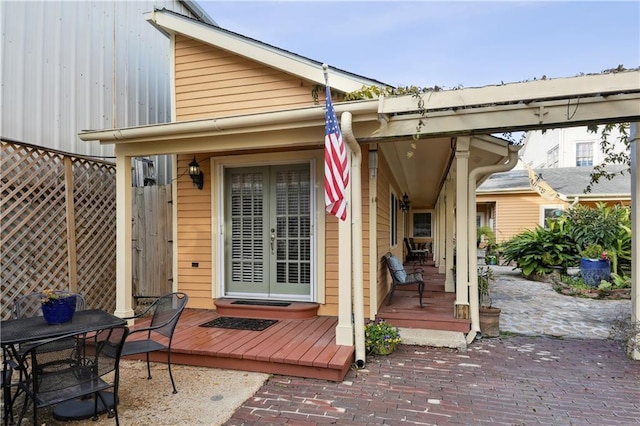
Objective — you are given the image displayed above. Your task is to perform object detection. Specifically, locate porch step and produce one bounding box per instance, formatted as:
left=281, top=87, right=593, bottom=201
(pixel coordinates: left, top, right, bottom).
left=378, top=310, right=471, bottom=333
left=214, top=299, right=319, bottom=320
left=398, top=328, right=467, bottom=351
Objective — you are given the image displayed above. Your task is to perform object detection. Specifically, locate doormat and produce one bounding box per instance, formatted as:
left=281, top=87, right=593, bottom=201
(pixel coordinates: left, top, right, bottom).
left=231, top=300, right=291, bottom=307
left=199, top=317, right=278, bottom=331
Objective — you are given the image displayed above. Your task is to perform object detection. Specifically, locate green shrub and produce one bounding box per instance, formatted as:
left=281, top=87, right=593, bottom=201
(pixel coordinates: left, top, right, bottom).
left=502, top=204, right=631, bottom=279
left=566, top=203, right=629, bottom=250
left=500, top=217, right=579, bottom=277
left=566, top=203, right=631, bottom=276
left=581, top=244, right=605, bottom=259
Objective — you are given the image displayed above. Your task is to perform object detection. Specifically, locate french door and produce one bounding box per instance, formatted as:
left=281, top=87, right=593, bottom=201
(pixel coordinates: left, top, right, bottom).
left=224, top=164, right=312, bottom=299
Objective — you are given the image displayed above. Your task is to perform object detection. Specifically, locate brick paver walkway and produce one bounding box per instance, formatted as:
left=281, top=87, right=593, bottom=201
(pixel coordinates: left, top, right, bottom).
left=225, top=336, right=640, bottom=425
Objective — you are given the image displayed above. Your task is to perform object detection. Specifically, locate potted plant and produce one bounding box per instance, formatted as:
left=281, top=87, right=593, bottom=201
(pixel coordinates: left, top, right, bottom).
left=40, top=289, right=77, bottom=324
left=580, top=244, right=611, bottom=287
left=477, top=225, right=498, bottom=264
left=478, top=266, right=501, bottom=337
left=364, top=319, right=401, bottom=355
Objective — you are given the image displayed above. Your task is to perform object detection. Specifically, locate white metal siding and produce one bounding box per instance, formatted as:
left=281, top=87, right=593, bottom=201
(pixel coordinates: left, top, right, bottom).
left=1, top=0, right=200, bottom=183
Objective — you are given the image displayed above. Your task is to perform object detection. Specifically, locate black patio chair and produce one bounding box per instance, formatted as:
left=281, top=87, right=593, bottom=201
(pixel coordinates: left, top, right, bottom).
left=119, top=292, right=188, bottom=394
left=15, top=325, right=130, bottom=425
left=403, top=238, right=426, bottom=264
left=2, top=360, right=15, bottom=425
left=383, top=252, right=425, bottom=308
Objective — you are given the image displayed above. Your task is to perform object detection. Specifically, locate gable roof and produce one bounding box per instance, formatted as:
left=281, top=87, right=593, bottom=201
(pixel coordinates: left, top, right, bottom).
left=477, top=165, right=630, bottom=199
left=146, top=8, right=391, bottom=93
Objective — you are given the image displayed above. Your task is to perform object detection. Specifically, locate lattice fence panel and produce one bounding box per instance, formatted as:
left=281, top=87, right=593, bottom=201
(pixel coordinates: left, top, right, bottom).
left=1, top=142, right=69, bottom=317
left=1, top=140, right=117, bottom=319
left=73, top=159, right=117, bottom=312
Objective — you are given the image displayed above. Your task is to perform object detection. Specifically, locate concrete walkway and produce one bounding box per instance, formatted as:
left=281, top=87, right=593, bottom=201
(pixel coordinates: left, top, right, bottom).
left=490, top=265, right=631, bottom=339
left=225, top=266, right=640, bottom=425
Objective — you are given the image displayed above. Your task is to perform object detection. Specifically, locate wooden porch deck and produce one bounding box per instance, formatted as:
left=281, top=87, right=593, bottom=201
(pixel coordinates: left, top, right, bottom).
left=126, top=258, right=468, bottom=382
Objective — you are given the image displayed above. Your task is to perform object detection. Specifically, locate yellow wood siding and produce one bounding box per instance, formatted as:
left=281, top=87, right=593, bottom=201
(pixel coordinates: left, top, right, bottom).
left=477, top=193, right=568, bottom=242
left=175, top=36, right=320, bottom=121
left=374, top=150, right=403, bottom=311
left=176, top=154, right=213, bottom=309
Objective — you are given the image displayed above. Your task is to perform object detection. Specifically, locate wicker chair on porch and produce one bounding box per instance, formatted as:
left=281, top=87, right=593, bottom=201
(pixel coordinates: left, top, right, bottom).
left=383, top=252, right=425, bottom=308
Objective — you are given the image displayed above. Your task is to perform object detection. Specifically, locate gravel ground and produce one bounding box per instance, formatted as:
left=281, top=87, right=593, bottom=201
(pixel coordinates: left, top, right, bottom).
left=9, top=360, right=269, bottom=425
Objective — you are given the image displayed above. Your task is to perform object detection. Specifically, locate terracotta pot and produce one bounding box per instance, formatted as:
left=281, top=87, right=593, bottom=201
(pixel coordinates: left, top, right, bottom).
left=479, top=306, right=501, bottom=337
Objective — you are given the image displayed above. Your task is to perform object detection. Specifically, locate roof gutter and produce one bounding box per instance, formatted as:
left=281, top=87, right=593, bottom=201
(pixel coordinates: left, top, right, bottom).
left=467, top=144, right=521, bottom=342
left=341, top=111, right=366, bottom=369
left=79, top=102, right=379, bottom=143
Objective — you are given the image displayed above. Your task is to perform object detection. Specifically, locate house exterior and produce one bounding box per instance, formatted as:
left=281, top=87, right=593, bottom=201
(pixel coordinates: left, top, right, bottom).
left=0, top=0, right=214, bottom=184
left=79, top=9, right=640, bottom=363
left=476, top=165, right=631, bottom=242
left=516, top=126, right=627, bottom=170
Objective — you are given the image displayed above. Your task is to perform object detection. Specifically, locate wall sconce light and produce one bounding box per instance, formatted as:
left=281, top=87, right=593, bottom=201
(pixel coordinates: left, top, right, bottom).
left=188, top=156, right=204, bottom=190
left=401, top=193, right=411, bottom=212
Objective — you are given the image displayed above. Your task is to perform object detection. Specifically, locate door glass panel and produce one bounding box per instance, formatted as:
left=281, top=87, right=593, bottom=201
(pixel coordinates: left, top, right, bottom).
left=273, top=168, right=311, bottom=287
left=229, top=171, right=265, bottom=287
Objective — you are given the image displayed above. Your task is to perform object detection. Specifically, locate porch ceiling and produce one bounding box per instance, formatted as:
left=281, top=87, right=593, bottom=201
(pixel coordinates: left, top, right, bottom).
left=379, top=137, right=452, bottom=209
left=379, top=134, right=510, bottom=209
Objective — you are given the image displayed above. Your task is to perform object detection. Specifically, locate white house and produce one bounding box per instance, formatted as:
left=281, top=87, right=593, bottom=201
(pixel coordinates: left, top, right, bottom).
left=516, top=126, right=627, bottom=170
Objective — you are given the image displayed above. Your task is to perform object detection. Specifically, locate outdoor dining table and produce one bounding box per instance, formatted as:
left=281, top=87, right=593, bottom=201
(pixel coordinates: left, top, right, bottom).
left=1, top=309, right=126, bottom=424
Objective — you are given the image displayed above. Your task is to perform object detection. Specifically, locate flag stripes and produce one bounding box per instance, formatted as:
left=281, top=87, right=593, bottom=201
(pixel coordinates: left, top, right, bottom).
left=324, top=85, right=349, bottom=221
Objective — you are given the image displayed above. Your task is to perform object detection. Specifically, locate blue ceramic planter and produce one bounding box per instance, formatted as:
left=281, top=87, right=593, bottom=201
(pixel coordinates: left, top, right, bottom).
left=580, top=258, right=611, bottom=287
left=42, top=295, right=77, bottom=324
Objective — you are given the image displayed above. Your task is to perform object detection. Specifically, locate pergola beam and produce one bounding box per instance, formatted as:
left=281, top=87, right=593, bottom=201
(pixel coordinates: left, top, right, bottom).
left=370, top=94, right=640, bottom=139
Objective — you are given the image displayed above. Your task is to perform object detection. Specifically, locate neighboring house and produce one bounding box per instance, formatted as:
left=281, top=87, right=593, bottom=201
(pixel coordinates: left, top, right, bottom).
left=0, top=0, right=214, bottom=184
left=516, top=126, right=627, bottom=170
left=476, top=165, right=630, bottom=242
left=78, top=9, right=640, bottom=364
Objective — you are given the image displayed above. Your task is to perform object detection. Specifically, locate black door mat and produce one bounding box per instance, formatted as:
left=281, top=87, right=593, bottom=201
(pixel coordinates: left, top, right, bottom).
left=200, top=317, right=278, bottom=331
left=231, top=300, right=291, bottom=307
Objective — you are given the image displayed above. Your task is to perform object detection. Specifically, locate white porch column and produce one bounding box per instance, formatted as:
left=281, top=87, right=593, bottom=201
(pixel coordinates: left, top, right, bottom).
left=336, top=176, right=353, bottom=346
left=436, top=190, right=446, bottom=273
left=444, top=176, right=455, bottom=291
left=368, top=145, right=379, bottom=320
left=630, top=122, right=640, bottom=360
left=454, top=138, right=470, bottom=318
left=114, top=150, right=134, bottom=319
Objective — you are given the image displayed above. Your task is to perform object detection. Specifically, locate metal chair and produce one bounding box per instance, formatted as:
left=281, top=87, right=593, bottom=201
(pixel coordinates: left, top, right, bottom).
left=15, top=325, right=130, bottom=425
left=120, top=292, right=188, bottom=394
left=383, top=252, right=425, bottom=307
left=403, top=238, right=426, bottom=265
left=2, top=360, right=14, bottom=426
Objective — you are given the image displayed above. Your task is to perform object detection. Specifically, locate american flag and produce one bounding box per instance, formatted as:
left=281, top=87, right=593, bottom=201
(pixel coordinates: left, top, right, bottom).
left=324, top=85, right=349, bottom=221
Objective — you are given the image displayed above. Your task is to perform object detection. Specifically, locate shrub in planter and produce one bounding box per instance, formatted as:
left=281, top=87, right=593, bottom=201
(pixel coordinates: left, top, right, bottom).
left=580, top=244, right=611, bottom=287
left=365, top=319, right=401, bottom=355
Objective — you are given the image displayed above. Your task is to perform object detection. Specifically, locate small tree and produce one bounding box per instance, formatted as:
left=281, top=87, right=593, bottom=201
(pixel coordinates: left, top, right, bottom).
left=585, top=122, right=630, bottom=193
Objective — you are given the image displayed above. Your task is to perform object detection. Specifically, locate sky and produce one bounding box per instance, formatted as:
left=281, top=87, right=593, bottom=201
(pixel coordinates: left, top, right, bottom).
left=197, top=1, right=640, bottom=90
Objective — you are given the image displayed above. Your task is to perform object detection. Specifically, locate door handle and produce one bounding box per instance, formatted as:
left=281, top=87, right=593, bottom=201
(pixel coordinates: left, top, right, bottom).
left=270, top=232, right=276, bottom=252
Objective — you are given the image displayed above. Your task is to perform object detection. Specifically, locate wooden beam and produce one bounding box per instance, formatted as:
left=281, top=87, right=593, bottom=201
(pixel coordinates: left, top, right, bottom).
left=64, top=157, right=77, bottom=293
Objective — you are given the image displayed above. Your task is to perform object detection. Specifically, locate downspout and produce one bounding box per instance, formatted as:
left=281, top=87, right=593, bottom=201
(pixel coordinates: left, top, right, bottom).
left=467, top=144, right=520, bottom=342
left=341, top=111, right=366, bottom=368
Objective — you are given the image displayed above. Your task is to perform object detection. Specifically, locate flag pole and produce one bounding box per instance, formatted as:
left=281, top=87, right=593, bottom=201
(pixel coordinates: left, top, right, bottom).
left=322, top=63, right=329, bottom=86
